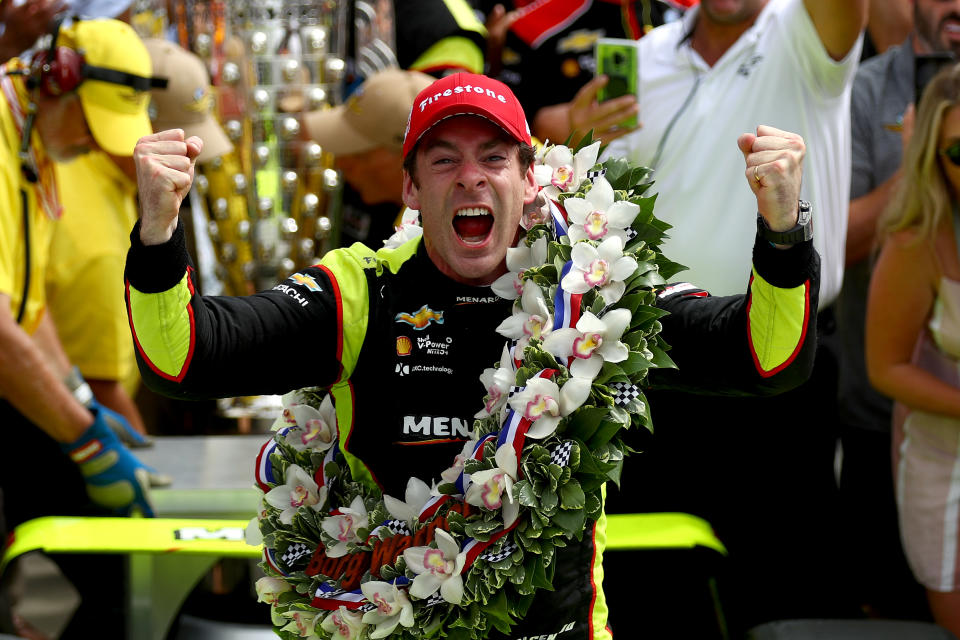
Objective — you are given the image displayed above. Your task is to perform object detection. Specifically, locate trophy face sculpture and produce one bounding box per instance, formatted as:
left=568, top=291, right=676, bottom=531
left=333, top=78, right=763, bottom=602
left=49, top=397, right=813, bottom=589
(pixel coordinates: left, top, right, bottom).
left=133, top=0, right=398, bottom=421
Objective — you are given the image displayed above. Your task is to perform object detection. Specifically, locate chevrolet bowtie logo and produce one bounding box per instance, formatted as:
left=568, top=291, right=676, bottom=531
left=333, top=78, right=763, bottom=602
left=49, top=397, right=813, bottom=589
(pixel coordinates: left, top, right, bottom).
left=395, top=305, right=444, bottom=330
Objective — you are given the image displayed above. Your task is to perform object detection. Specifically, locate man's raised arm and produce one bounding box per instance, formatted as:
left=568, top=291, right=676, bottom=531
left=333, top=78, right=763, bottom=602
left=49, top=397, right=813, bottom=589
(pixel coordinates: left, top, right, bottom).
left=135, top=129, right=203, bottom=246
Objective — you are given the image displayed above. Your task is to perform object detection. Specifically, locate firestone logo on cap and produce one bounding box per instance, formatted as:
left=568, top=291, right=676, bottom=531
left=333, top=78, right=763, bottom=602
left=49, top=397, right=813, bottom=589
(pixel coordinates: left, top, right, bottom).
left=402, top=73, right=531, bottom=159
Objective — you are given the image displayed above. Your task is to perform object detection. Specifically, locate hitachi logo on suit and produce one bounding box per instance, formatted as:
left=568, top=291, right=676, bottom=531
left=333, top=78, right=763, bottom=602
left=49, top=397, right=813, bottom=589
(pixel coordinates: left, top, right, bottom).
left=402, top=415, right=472, bottom=438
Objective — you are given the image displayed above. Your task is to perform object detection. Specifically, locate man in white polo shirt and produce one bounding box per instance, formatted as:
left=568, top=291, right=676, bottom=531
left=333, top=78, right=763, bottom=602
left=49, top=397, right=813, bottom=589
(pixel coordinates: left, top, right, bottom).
left=601, top=0, right=867, bottom=633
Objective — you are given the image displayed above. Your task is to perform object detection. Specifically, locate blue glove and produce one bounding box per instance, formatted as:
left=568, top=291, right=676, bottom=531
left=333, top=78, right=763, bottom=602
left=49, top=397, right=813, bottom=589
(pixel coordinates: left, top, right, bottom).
left=63, top=366, right=153, bottom=448
left=59, top=406, right=156, bottom=517
left=88, top=397, right=154, bottom=448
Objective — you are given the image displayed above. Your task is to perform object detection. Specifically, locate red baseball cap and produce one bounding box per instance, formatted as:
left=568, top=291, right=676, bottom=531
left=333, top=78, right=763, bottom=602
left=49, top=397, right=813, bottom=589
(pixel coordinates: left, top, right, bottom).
left=402, top=73, right=532, bottom=159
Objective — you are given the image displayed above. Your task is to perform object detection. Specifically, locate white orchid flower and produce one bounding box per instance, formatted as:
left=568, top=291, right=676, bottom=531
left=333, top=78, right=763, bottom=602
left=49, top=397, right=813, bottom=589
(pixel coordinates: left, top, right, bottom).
left=360, top=581, right=414, bottom=638
left=534, top=141, right=601, bottom=201
left=475, top=343, right=517, bottom=419
left=264, top=464, right=327, bottom=525
left=271, top=389, right=305, bottom=431
left=321, top=495, right=369, bottom=558
left=384, top=477, right=432, bottom=527
left=464, top=444, right=520, bottom=527
left=560, top=236, right=638, bottom=305
left=319, top=606, right=364, bottom=640
left=255, top=576, right=292, bottom=605
left=565, top=176, right=639, bottom=244
left=440, top=439, right=479, bottom=485
left=542, top=309, right=632, bottom=379
left=491, top=236, right=548, bottom=300
left=508, top=375, right=590, bottom=439
left=284, top=396, right=338, bottom=452
left=403, top=529, right=466, bottom=604
left=496, top=280, right=553, bottom=352
left=383, top=208, right=423, bottom=249
left=281, top=609, right=323, bottom=638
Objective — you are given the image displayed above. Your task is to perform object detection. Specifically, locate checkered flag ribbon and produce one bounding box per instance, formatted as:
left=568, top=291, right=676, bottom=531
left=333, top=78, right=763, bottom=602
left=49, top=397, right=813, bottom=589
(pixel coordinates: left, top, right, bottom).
left=625, top=227, right=638, bottom=241
left=383, top=519, right=412, bottom=536
left=424, top=591, right=446, bottom=608
left=508, top=385, right=522, bottom=399
left=586, top=168, right=606, bottom=182
left=550, top=441, right=573, bottom=467
left=480, top=539, right=519, bottom=563
left=280, top=542, right=312, bottom=567
left=609, top=382, right=641, bottom=407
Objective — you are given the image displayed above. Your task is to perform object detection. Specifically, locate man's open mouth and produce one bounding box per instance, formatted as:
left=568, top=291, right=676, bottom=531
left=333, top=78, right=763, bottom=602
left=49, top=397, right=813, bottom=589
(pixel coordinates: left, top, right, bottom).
left=453, top=207, right=494, bottom=245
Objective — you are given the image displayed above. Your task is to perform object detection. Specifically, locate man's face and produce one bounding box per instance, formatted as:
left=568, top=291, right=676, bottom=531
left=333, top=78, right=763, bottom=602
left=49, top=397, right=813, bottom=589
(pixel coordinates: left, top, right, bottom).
left=698, top=0, right=766, bottom=25
left=402, top=116, right=538, bottom=286
left=915, top=0, right=960, bottom=56
left=34, top=93, right=98, bottom=162
left=335, top=147, right=404, bottom=206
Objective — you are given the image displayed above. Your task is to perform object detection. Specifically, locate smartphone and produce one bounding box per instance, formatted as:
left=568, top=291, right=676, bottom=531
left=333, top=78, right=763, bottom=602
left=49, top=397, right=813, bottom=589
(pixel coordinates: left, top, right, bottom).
left=915, top=52, right=956, bottom=103
left=595, top=38, right=639, bottom=129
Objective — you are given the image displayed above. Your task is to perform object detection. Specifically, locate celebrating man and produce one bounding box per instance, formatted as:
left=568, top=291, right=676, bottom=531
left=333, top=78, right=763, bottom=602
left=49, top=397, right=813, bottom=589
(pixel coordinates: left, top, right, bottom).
left=127, top=73, right=817, bottom=637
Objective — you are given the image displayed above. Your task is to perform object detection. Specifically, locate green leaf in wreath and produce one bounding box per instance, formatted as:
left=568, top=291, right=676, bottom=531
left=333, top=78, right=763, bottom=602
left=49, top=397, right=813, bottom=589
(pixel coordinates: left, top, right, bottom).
left=539, top=489, right=559, bottom=514
left=559, top=481, right=586, bottom=510
left=516, top=480, right=539, bottom=508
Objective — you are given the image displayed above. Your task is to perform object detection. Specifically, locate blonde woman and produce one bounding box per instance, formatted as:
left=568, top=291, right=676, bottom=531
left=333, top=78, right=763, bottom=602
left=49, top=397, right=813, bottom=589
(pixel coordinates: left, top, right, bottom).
left=867, top=63, right=960, bottom=636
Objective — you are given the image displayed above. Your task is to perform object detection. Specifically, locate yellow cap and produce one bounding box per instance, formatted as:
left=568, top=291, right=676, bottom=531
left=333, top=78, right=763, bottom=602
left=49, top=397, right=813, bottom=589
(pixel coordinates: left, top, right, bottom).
left=58, top=19, right=153, bottom=156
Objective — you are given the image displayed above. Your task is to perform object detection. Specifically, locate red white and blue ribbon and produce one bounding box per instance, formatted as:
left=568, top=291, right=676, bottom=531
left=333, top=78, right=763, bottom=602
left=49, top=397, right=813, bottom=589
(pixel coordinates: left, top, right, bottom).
left=254, top=427, right=292, bottom=492
left=552, top=262, right=582, bottom=332
left=417, top=494, right=454, bottom=522
left=311, top=584, right=367, bottom=610
left=311, top=578, right=411, bottom=611
left=313, top=440, right=340, bottom=489
left=496, top=369, right=557, bottom=465
left=461, top=524, right=518, bottom=570
left=264, top=546, right=289, bottom=577
left=549, top=199, right=569, bottom=239
left=454, top=434, right=497, bottom=495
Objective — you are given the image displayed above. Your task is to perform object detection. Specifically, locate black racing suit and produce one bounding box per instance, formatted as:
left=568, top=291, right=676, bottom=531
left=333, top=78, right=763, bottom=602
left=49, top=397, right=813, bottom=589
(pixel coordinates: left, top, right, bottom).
left=125, top=223, right=818, bottom=639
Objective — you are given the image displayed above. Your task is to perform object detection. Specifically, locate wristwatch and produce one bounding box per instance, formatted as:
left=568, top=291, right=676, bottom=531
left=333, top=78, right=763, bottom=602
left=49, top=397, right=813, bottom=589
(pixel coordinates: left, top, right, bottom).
left=757, top=199, right=813, bottom=245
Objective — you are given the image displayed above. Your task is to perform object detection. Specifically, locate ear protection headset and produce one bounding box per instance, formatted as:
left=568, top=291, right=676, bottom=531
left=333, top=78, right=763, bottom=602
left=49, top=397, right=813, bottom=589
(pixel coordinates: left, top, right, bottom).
left=18, top=17, right=168, bottom=182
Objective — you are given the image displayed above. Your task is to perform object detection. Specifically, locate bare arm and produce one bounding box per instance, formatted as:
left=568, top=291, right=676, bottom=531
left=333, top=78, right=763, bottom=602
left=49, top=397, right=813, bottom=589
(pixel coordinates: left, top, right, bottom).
left=866, top=0, right=911, bottom=55
left=847, top=171, right=900, bottom=265
left=803, top=0, right=868, bottom=61
left=532, top=76, right=639, bottom=146
left=0, top=295, right=91, bottom=442
left=866, top=230, right=960, bottom=418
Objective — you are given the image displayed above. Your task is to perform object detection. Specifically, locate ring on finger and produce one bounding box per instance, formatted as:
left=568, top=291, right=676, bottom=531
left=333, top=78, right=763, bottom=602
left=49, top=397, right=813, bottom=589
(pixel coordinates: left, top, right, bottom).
left=754, top=165, right=761, bottom=184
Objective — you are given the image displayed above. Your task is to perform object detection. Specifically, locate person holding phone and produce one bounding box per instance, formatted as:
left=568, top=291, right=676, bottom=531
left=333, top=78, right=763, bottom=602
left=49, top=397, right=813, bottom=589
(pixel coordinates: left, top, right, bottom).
left=493, top=0, right=693, bottom=145
left=866, top=63, right=960, bottom=639
left=837, top=0, right=960, bottom=621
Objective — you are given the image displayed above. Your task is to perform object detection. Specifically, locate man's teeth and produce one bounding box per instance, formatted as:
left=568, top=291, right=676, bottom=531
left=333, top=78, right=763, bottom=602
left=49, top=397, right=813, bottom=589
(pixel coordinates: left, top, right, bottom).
left=456, top=208, right=490, bottom=217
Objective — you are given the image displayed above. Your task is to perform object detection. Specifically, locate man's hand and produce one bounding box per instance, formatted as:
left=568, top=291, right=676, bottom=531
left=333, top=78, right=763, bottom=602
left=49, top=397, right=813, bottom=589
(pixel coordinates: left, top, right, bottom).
left=567, top=75, right=639, bottom=144
left=59, top=406, right=156, bottom=517
left=135, top=129, right=203, bottom=245
left=0, top=0, right=65, bottom=62
left=738, top=125, right=806, bottom=232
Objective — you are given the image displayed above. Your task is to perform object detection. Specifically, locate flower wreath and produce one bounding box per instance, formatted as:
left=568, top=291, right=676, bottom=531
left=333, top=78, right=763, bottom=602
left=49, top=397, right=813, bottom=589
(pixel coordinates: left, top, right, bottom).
left=248, top=137, right=685, bottom=639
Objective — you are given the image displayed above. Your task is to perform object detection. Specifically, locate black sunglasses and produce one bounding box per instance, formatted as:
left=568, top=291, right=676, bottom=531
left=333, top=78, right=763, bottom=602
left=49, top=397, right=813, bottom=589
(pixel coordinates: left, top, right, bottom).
left=942, top=142, right=960, bottom=167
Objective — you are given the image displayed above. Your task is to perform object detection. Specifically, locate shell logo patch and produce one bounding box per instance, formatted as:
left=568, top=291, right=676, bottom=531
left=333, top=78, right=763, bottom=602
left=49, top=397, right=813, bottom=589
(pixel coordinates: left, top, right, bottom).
left=290, top=273, right=322, bottom=292
left=395, top=305, right=444, bottom=330
left=396, top=336, right=413, bottom=356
